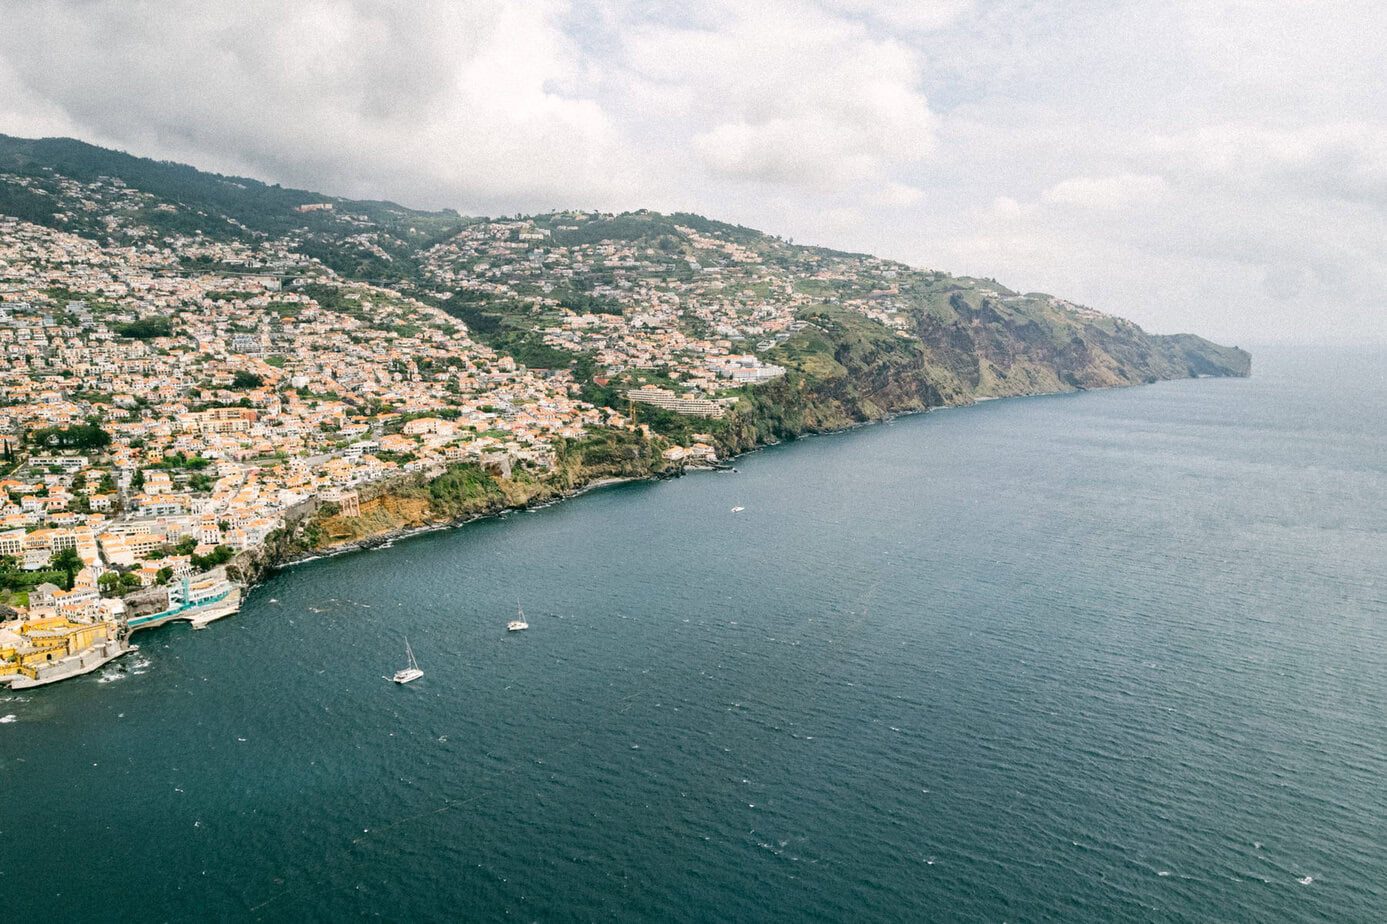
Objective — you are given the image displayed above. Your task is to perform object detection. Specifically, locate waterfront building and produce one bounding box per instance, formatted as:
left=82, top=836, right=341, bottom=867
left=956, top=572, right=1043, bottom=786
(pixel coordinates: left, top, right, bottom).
left=0, top=612, right=125, bottom=687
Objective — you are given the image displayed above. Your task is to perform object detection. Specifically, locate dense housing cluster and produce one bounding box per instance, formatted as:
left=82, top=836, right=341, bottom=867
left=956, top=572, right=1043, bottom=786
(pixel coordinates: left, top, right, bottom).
left=0, top=201, right=628, bottom=684
left=0, top=149, right=1162, bottom=687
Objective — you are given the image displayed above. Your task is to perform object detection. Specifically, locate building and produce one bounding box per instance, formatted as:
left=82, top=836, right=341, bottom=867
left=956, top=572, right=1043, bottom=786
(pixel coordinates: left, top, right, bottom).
left=626, top=386, right=728, bottom=418
left=319, top=488, right=360, bottom=517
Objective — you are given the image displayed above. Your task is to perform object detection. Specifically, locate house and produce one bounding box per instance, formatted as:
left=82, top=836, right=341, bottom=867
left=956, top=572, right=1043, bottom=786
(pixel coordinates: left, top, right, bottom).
left=0, top=528, right=24, bottom=556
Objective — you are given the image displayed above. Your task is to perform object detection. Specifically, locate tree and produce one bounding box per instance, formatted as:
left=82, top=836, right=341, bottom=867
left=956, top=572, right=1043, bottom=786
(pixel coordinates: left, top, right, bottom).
left=98, top=571, right=120, bottom=596
left=156, top=567, right=173, bottom=586
left=190, top=545, right=235, bottom=571
left=49, top=547, right=83, bottom=590
left=0, top=554, right=19, bottom=588
left=232, top=370, right=264, bottom=390
left=28, top=423, right=111, bottom=451
left=115, top=316, right=172, bottom=339
left=131, top=468, right=145, bottom=491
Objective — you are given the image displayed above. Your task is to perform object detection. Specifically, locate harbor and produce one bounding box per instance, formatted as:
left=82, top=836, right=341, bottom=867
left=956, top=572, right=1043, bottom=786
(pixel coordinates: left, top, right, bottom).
left=1, top=569, right=241, bottom=688
left=124, top=573, right=242, bottom=632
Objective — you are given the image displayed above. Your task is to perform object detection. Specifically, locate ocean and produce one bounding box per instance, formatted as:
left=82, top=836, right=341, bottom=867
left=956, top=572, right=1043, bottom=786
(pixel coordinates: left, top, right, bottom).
left=3, top=346, right=1384, bottom=921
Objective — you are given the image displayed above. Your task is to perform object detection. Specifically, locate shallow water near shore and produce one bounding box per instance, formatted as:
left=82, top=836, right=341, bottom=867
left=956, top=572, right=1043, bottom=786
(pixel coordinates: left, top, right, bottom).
left=3, top=346, right=1386, bottom=921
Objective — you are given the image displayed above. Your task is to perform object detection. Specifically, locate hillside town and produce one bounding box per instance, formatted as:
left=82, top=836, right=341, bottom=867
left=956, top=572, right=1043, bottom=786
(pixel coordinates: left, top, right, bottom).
left=0, top=211, right=630, bottom=686
left=0, top=165, right=1117, bottom=689
left=420, top=212, right=928, bottom=401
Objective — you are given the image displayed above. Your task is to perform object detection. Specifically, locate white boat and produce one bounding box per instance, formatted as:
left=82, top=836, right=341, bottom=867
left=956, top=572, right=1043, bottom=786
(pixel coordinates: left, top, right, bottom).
left=392, top=638, right=423, bottom=683
left=730, top=506, right=745, bottom=512
left=507, top=601, right=529, bottom=632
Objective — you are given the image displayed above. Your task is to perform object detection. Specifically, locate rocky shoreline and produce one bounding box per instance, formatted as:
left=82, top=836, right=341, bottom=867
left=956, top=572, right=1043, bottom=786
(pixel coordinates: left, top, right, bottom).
left=282, top=474, right=648, bottom=565
left=245, top=395, right=970, bottom=583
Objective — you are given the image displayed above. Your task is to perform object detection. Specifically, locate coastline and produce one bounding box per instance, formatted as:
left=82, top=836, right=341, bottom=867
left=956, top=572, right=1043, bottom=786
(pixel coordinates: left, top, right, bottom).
left=3, top=638, right=134, bottom=690
left=258, top=380, right=1106, bottom=573
left=13, top=370, right=1248, bottom=693
left=262, top=370, right=1247, bottom=578
left=276, top=473, right=651, bottom=569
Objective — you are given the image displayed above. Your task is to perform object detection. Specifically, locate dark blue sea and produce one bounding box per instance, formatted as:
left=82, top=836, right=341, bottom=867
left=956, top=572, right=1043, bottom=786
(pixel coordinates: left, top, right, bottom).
left=3, top=346, right=1385, bottom=922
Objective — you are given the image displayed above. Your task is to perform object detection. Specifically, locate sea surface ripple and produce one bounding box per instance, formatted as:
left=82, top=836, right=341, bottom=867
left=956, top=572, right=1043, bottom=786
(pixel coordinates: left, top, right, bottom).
left=2, top=346, right=1384, bottom=922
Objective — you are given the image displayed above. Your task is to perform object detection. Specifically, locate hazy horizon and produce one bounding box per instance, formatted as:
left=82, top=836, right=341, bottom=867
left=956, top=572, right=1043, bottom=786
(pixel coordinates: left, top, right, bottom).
left=2, top=1, right=1384, bottom=346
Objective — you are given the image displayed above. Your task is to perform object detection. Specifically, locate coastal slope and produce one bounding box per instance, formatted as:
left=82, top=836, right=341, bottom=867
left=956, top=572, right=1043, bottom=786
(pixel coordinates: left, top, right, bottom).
left=0, top=134, right=1250, bottom=560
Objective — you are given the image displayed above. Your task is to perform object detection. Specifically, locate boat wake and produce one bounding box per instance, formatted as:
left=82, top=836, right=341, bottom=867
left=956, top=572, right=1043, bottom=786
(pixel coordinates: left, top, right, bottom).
left=0, top=714, right=17, bottom=724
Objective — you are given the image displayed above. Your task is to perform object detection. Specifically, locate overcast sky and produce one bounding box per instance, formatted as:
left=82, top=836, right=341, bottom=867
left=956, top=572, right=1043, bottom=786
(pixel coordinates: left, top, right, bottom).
left=2, top=0, right=1384, bottom=344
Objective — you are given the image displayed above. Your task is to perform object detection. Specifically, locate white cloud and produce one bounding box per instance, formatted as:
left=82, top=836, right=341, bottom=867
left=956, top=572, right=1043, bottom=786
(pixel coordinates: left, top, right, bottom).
left=0, top=57, right=82, bottom=140
left=1147, top=123, right=1387, bottom=212
left=1042, top=174, right=1168, bottom=210
left=617, top=3, right=936, bottom=191
left=0, top=0, right=1384, bottom=343
left=990, top=196, right=1022, bottom=219
left=872, top=182, right=926, bottom=207
left=0, top=0, right=632, bottom=211
left=820, top=0, right=974, bottom=33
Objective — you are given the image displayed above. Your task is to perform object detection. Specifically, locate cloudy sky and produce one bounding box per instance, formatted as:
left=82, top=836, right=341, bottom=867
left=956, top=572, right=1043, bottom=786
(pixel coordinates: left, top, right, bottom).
left=2, top=0, right=1383, bottom=344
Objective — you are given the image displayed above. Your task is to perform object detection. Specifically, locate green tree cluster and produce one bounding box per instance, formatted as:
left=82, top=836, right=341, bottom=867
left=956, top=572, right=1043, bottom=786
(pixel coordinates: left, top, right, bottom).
left=190, top=545, right=235, bottom=571
left=27, top=423, right=111, bottom=451
left=115, top=316, right=173, bottom=339
left=49, top=548, right=83, bottom=589
left=231, top=370, right=264, bottom=389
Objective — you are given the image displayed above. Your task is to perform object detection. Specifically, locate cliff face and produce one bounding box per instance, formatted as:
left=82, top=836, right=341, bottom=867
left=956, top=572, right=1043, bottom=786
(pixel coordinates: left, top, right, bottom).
left=911, top=295, right=1250, bottom=397
left=279, top=302, right=1249, bottom=557
left=711, top=299, right=1249, bottom=456
left=296, top=433, right=668, bottom=556
left=286, top=307, right=1249, bottom=557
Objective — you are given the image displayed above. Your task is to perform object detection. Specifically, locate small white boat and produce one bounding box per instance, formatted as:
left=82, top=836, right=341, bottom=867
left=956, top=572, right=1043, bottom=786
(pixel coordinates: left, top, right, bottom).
left=391, top=638, right=423, bottom=683
left=507, top=601, right=529, bottom=632
left=730, top=506, right=745, bottom=513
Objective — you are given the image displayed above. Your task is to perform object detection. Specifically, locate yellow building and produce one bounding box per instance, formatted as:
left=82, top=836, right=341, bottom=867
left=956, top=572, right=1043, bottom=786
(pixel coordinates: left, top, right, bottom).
left=0, top=616, right=121, bottom=681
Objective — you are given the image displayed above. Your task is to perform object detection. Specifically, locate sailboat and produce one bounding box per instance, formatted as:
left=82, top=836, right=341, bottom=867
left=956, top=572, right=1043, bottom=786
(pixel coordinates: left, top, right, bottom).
left=507, top=601, right=529, bottom=632
left=392, top=637, right=424, bottom=683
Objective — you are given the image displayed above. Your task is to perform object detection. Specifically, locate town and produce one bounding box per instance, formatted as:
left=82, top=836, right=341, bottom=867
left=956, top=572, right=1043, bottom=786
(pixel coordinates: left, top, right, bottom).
left=0, top=165, right=1104, bottom=688
left=0, top=206, right=625, bottom=686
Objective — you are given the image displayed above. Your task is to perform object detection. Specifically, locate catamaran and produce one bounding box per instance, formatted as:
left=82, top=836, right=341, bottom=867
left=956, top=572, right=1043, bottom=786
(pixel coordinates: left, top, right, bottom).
left=392, top=638, right=424, bottom=683
left=507, top=602, right=529, bottom=632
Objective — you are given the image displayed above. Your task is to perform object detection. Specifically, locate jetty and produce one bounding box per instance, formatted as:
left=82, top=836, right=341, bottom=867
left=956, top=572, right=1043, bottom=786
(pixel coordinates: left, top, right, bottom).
left=125, top=573, right=241, bottom=632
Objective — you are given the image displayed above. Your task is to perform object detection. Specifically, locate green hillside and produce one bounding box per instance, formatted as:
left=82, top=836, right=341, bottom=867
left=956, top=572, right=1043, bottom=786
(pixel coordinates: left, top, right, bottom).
left=0, top=134, right=1250, bottom=455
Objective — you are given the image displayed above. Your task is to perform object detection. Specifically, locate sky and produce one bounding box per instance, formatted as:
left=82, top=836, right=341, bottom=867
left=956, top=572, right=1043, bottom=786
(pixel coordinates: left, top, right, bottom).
left=1, top=0, right=1384, bottom=345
